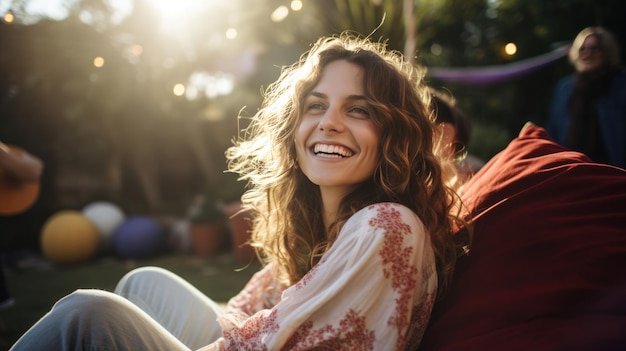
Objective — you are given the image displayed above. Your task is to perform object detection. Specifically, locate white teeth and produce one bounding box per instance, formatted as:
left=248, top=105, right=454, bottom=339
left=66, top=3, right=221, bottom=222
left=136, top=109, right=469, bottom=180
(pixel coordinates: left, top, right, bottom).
left=314, top=144, right=353, bottom=157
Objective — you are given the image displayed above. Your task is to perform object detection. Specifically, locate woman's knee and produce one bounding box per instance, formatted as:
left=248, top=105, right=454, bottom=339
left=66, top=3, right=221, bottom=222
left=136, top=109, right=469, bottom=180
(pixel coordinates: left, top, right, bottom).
left=54, top=289, right=130, bottom=317
left=115, top=266, right=173, bottom=294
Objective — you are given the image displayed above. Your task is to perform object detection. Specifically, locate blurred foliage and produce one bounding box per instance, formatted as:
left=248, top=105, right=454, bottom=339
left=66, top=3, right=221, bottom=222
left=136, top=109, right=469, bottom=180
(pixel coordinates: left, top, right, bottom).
left=0, top=0, right=312, bottom=220
left=0, top=0, right=624, bottom=244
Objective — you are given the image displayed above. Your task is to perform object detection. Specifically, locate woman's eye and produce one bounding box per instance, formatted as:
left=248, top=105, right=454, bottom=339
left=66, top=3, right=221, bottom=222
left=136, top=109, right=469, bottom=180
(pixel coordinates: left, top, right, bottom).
left=306, top=103, right=325, bottom=111
left=349, top=106, right=370, bottom=115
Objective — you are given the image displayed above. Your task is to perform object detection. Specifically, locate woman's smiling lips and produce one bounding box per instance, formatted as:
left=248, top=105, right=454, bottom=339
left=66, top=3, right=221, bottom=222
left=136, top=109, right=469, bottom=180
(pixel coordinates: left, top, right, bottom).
left=312, top=143, right=354, bottom=158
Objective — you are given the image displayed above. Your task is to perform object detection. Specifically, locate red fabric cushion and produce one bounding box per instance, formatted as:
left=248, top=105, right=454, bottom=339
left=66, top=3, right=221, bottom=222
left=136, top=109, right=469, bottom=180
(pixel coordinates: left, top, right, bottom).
left=420, top=124, right=626, bottom=351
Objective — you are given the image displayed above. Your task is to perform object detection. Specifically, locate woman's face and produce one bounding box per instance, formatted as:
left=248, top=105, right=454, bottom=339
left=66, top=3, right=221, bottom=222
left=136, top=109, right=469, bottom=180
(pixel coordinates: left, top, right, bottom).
left=577, top=35, right=605, bottom=72
left=295, top=59, right=380, bottom=200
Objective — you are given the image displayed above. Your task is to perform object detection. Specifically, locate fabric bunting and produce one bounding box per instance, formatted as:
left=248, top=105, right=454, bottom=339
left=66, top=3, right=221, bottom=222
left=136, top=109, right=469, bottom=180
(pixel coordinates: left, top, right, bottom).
left=427, top=45, right=570, bottom=85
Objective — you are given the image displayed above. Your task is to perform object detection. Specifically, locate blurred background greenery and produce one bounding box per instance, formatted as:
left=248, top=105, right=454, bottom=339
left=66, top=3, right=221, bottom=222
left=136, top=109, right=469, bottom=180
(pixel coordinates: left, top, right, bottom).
left=1, top=0, right=625, bottom=248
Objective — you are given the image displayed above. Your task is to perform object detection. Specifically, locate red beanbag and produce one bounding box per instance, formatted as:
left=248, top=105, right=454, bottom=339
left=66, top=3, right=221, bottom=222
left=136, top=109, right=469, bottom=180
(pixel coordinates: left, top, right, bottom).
left=420, top=124, right=626, bottom=351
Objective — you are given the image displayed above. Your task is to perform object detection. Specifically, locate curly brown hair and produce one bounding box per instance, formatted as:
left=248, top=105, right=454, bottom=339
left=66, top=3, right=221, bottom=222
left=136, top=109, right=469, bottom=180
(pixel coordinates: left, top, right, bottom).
left=226, top=33, right=469, bottom=296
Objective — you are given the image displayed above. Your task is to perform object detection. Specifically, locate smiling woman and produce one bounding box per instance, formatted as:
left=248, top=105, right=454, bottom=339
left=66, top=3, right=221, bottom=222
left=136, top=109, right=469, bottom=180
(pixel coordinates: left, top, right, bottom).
left=9, top=33, right=470, bottom=351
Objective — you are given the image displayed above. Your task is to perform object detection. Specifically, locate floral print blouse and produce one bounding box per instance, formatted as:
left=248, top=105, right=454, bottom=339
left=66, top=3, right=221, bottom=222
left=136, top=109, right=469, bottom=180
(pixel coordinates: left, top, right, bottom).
left=198, top=202, right=437, bottom=351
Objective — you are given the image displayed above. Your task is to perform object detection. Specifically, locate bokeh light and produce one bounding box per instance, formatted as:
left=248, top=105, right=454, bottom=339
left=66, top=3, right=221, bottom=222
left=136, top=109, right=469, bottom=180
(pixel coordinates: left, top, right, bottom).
left=3, top=10, right=13, bottom=23
left=93, top=56, right=105, bottom=68
left=173, top=83, right=185, bottom=97
left=226, top=27, right=238, bottom=40
left=130, top=44, right=143, bottom=56
left=271, top=6, right=288, bottom=22
left=504, top=42, right=517, bottom=56
left=186, top=71, right=235, bottom=100
left=430, top=43, right=443, bottom=56
left=291, top=0, right=303, bottom=11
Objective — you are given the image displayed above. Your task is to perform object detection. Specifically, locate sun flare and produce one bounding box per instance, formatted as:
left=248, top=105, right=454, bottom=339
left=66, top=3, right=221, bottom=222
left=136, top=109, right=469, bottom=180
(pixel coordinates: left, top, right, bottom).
left=147, top=0, right=215, bottom=34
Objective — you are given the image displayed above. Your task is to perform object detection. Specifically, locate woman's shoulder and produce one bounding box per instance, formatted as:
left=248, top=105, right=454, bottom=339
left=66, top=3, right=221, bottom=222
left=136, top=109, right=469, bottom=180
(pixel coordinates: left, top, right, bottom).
left=350, top=201, right=420, bottom=217
left=329, top=202, right=432, bottom=270
left=353, top=201, right=417, bottom=215
left=346, top=202, right=425, bottom=235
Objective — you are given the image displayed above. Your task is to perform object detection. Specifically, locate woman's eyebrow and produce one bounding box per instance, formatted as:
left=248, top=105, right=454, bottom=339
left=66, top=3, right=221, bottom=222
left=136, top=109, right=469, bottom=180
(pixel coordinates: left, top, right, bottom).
left=308, top=91, right=366, bottom=101
left=308, top=91, right=326, bottom=99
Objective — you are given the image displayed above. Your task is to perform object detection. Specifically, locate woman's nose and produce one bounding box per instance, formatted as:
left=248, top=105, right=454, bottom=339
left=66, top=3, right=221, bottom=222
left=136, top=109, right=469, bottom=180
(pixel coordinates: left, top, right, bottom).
left=318, top=107, right=344, bottom=133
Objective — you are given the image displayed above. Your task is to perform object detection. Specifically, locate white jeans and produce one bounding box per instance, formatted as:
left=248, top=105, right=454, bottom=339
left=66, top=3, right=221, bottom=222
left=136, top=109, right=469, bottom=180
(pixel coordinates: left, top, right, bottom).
left=10, top=266, right=225, bottom=351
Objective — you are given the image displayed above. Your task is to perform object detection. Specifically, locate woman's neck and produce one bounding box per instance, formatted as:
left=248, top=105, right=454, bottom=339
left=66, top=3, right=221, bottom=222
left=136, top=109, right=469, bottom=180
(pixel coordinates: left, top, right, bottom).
left=319, top=186, right=352, bottom=228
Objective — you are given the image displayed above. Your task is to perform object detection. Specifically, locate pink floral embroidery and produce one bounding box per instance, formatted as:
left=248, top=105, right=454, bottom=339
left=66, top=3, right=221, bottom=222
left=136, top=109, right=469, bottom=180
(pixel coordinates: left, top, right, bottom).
left=222, top=309, right=280, bottom=351
left=227, top=264, right=285, bottom=316
left=368, top=203, right=419, bottom=350
left=295, top=257, right=326, bottom=290
left=281, top=309, right=376, bottom=350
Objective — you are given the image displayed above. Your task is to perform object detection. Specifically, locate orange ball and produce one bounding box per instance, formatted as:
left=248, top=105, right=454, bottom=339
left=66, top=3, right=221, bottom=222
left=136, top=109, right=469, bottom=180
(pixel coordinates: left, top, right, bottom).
left=40, top=210, right=99, bottom=265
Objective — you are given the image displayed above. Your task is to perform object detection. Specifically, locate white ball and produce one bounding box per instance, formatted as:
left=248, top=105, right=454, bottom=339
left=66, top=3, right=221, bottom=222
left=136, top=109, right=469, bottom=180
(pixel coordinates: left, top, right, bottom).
left=82, top=201, right=125, bottom=250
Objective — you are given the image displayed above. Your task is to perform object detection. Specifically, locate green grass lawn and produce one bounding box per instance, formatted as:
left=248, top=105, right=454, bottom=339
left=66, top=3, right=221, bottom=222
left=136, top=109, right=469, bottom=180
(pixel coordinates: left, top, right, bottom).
left=0, top=252, right=261, bottom=350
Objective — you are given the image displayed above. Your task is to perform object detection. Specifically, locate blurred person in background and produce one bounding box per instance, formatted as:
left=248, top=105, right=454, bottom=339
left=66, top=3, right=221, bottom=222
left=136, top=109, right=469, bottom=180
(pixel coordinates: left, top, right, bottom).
left=430, top=90, right=484, bottom=181
left=547, top=26, right=626, bottom=168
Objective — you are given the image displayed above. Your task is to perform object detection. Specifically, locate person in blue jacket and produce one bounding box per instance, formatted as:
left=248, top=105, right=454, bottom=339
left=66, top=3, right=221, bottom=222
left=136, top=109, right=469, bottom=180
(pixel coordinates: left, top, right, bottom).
left=547, top=26, right=626, bottom=168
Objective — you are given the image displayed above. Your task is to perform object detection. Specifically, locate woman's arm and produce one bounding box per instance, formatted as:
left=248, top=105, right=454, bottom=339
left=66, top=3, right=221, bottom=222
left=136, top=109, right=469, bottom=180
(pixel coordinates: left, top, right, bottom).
left=225, top=262, right=285, bottom=317
left=0, top=142, right=44, bottom=182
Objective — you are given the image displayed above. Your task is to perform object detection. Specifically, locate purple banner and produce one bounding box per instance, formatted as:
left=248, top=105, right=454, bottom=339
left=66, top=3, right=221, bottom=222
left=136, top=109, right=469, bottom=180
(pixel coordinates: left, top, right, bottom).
left=428, top=45, right=570, bottom=85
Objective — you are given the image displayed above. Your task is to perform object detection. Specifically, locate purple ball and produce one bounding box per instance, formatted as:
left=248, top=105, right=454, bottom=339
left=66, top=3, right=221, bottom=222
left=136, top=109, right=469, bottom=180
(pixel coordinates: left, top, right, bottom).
left=112, top=216, right=163, bottom=259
